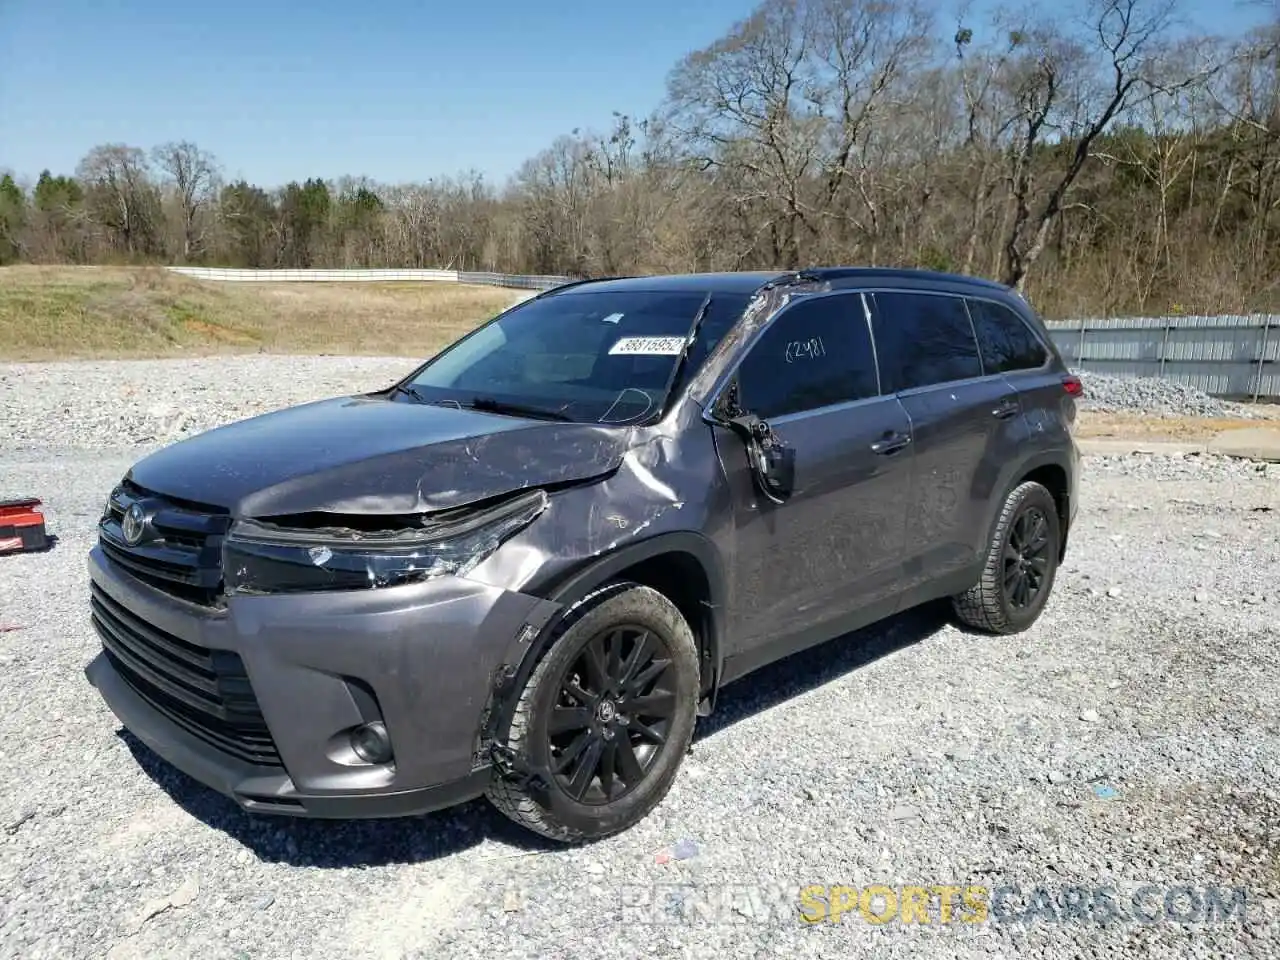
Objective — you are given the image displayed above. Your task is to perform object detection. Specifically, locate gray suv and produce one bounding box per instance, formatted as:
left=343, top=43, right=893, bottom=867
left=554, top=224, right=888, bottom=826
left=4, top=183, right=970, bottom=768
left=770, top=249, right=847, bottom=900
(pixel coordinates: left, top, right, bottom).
left=85, top=268, right=1081, bottom=842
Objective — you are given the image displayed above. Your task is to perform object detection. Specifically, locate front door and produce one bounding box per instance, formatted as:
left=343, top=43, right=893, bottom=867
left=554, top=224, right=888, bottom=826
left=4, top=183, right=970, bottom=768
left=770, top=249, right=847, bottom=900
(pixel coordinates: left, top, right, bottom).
left=711, top=290, right=915, bottom=679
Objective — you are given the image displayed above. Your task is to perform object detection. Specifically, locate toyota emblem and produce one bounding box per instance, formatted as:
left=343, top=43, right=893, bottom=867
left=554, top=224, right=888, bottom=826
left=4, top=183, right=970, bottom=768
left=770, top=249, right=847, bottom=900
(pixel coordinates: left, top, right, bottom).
left=121, top=503, right=147, bottom=546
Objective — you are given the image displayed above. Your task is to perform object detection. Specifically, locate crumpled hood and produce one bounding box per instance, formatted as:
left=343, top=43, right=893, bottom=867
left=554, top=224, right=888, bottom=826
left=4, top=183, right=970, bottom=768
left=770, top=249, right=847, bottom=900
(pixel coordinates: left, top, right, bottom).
left=125, top=395, right=631, bottom=517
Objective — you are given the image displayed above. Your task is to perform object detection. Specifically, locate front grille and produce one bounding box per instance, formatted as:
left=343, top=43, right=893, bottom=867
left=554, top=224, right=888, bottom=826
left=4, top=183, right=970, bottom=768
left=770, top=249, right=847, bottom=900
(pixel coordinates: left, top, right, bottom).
left=90, top=582, right=281, bottom=767
left=99, top=480, right=230, bottom=606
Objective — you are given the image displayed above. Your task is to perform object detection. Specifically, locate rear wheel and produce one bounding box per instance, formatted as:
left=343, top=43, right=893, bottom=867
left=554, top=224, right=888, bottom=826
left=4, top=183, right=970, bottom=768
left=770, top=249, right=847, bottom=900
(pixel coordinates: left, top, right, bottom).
left=952, top=480, right=1061, bottom=634
left=485, top=582, right=699, bottom=842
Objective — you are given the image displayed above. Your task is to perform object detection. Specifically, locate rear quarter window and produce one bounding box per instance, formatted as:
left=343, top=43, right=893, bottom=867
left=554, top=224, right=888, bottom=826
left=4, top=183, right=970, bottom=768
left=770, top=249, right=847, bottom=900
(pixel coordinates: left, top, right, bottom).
left=967, top=298, right=1049, bottom=373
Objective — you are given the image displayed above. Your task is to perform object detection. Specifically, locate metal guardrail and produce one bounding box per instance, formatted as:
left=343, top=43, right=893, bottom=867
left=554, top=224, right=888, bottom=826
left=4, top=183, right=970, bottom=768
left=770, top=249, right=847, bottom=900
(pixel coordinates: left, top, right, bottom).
left=164, top=268, right=1278, bottom=400
left=1043, top=314, right=1279, bottom=402
left=165, top=267, right=572, bottom=288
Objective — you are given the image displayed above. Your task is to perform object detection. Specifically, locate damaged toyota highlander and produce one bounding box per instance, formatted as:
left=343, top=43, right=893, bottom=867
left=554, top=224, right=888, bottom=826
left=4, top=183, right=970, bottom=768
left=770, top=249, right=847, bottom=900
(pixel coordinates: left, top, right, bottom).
left=85, top=268, right=1081, bottom=841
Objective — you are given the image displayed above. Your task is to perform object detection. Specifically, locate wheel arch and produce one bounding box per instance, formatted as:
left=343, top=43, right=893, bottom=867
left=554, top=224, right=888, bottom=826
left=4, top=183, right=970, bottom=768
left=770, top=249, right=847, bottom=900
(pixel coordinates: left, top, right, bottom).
left=481, top=532, right=728, bottom=753
left=991, top=450, right=1073, bottom=561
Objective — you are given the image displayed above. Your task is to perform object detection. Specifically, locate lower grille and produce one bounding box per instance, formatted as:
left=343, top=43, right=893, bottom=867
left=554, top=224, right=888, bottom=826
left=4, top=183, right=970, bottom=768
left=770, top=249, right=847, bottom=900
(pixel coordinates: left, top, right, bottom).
left=90, top=583, right=281, bottom=767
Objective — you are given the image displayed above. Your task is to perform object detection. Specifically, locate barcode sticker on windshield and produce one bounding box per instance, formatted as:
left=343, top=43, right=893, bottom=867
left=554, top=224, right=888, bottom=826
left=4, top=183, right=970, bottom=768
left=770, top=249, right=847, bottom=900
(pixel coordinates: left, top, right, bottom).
left=609, top=336, right=687, bottom=356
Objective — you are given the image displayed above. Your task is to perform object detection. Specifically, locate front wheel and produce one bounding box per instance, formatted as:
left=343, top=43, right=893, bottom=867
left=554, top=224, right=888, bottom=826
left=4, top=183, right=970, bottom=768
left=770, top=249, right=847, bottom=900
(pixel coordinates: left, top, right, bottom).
left=952, top=480, right=1061, bottom=634
left=485, top=582, right=700, bottom=842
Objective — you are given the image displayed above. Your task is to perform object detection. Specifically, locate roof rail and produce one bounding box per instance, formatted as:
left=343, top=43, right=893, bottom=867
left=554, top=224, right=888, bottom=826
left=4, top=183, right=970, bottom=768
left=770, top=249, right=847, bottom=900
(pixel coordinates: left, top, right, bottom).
left=808, top=266, right=1010, bottom=290
left=755, top=270, right=825, bottom=293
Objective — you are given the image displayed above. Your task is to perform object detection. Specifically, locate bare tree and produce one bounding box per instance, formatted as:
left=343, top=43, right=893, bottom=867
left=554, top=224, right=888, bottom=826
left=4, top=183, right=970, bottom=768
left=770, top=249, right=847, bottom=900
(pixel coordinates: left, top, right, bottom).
left=152, top=141, right=220, bottom=261
left=76, top=144, right=159, bottom=257
left=995, top=0, right=1207, bottom=291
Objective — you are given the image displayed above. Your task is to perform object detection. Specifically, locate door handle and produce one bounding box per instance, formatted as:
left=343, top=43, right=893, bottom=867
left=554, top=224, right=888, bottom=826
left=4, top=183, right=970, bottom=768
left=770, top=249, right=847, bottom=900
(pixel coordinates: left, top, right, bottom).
left=992, top=397, right=1020, bottom=419
left=871, top=432, right=912, bottom=455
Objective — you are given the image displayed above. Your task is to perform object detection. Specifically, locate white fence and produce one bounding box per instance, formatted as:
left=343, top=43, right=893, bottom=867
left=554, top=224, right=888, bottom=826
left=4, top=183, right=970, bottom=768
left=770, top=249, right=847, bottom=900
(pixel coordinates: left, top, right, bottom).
left=165, top=266, right=571, bottom=289
left=165, top=267, right=1279, bottom=400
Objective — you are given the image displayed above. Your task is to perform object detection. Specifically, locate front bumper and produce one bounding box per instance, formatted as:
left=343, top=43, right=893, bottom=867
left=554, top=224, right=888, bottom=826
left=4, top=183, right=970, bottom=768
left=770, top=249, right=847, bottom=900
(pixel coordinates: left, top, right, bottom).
left=84, top=545, right=561, bottom=818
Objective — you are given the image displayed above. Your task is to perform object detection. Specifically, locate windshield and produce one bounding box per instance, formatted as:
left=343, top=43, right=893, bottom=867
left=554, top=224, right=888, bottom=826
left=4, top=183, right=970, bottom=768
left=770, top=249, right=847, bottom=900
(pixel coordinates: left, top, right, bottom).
left=398, top=288, right=752, bottom=424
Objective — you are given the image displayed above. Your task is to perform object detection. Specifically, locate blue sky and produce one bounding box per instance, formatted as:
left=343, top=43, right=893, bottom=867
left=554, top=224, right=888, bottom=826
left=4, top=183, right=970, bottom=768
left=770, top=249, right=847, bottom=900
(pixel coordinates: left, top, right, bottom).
left=0, top=0, right=1271, bottom=190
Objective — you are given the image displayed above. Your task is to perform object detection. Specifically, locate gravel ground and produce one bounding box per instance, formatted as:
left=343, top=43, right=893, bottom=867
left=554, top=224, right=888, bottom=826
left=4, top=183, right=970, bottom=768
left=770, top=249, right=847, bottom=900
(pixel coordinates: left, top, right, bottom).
left=1074, top=371, right=1277, bottom=419
left=1, top=359, right=1279, bottom=960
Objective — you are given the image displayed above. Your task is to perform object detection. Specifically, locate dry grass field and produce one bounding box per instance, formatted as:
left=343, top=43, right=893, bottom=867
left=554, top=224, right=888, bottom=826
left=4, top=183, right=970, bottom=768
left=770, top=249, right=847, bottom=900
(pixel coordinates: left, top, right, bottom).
left=0, top=266, right=520, bottom=360
left=1074, top=410, right=1280, bottom=440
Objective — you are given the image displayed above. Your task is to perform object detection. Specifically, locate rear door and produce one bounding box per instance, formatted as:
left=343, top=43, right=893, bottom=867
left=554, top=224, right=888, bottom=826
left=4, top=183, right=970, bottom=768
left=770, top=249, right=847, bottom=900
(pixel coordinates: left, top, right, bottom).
left=712, top=290, right=915, bottom=670
left=965, top=295, right=1064, bottom=435
left=866, top=289, right=1029, bottom=592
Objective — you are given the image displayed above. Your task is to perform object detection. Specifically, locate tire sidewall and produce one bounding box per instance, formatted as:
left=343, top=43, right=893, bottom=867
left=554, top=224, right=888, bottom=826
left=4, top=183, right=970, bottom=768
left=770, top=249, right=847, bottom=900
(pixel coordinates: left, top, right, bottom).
left=998, top=484, right=1061, bottom=630
left=522, top=585, right=700, bottom=837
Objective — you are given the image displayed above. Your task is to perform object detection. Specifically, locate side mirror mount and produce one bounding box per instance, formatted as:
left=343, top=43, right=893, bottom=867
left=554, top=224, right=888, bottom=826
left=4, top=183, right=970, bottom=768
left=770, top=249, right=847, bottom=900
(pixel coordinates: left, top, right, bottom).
left=726, top=410, right=795, bottom=504
left=757, top=441, right=795, bottom=501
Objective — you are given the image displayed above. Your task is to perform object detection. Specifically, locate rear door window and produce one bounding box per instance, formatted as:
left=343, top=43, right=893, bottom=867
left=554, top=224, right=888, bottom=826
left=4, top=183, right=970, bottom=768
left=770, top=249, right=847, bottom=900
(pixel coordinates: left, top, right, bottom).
left=868, top=292, right=982, bottom=392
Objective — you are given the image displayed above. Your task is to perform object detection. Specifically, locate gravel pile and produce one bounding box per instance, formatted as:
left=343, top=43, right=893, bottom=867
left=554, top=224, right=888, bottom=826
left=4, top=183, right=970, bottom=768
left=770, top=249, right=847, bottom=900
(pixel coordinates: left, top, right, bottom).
left=1, top=359, right=1279, bottom=959
left=1073, top=370, right=1272, bottom=419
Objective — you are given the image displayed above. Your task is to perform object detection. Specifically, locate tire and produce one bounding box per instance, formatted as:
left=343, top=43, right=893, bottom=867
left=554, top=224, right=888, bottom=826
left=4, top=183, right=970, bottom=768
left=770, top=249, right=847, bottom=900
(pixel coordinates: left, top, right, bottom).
left=952, top=480, right=1061, bottom=635
left=485, top=581, right=700, bottom=842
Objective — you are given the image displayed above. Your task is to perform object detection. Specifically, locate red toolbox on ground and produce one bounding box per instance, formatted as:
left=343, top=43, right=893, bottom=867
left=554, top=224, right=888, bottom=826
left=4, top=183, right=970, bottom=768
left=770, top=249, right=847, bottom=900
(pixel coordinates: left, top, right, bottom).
left=0, top=498, right=50, bottom=555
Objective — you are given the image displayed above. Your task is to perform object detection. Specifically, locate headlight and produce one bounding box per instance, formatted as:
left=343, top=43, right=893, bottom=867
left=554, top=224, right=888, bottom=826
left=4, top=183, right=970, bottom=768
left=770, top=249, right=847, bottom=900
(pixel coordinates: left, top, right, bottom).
left=223, top=489, right=548, bottom=596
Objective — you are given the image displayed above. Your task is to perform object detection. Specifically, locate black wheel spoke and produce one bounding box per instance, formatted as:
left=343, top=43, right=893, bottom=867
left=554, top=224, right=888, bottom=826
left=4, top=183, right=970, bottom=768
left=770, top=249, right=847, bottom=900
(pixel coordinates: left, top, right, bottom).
left=623, top=691, right=676, bottom=717
left=553, top=731, right=591, bottom=774
left=618, top=631, right=656, bottom=688
left=567, top=738, right=605, bottom=800
left=605, top=629, right=624, bottom=684
left=562, top=679, right=592, bottom=705
left=633, top=721, right=666, bottom=745
left=582, top=640, right=610, bottom=693
left=1011, top=514, right=1027, bottom=550
left=626, top=657, right=672, bottom=695
left=1028, top=514, right=1047, bottom=550
left=615, top=734, right=645, bottom=785
left=548, top=705, right=591, bottom=734
left=598, top=741, right=618, bottom=800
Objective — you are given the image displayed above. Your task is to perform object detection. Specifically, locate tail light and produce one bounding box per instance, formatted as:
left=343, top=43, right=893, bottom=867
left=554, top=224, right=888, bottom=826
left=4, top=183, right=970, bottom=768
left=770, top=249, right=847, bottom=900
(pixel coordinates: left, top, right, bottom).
left=1062, top=374, right=1083, bottom=397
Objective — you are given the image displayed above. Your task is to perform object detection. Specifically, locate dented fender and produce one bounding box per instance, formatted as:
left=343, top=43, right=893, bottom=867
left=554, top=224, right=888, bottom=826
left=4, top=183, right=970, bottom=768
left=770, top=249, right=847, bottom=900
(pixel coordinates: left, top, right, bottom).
left=467, top=399, right=739, bottom=751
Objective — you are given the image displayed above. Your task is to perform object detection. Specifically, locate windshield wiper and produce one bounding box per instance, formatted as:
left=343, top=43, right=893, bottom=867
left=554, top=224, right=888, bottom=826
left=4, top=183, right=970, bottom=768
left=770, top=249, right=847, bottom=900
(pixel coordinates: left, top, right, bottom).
left=392, top=383, right=431, bottom=403
left=465, top=396, right=575, bottom=422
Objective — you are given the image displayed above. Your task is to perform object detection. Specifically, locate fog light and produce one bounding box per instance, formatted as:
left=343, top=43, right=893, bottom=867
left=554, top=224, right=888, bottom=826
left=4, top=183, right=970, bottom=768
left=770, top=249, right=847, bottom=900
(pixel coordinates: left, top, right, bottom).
left=350, top=721, right=393, bottom=764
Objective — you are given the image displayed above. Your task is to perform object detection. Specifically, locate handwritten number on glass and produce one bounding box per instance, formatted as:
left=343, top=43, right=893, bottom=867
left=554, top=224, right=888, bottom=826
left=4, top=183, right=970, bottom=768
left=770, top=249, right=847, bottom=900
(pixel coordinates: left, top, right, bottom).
left=785, top=337, right=826, bottom=363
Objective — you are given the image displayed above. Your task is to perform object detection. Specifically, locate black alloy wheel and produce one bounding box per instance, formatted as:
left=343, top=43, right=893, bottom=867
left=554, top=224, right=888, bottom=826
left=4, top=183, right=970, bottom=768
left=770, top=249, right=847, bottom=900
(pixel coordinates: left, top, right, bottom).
left=485, top=581, right=700, bottom=842
left=952, top=479, right=1062, bottom=634
left=1004, top=505, right=1051, bottom=610
left=546, top=625, right=677, bottom=805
